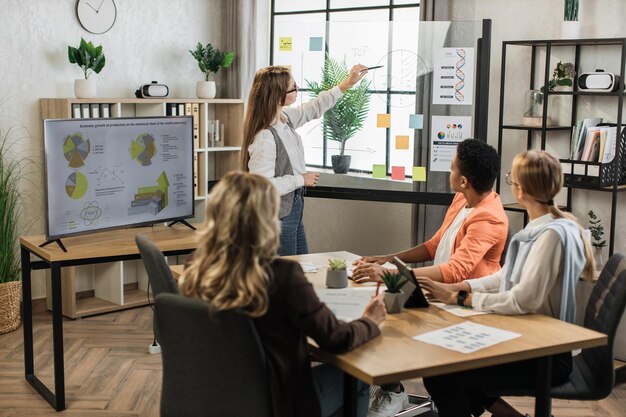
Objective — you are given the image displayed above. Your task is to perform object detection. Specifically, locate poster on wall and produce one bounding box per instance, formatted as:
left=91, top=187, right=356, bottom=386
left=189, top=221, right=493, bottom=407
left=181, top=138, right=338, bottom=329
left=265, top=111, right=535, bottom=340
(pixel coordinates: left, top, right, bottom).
left=433, top=47, right=474, bottom=105
left=430, top=116, right=472, bottom=172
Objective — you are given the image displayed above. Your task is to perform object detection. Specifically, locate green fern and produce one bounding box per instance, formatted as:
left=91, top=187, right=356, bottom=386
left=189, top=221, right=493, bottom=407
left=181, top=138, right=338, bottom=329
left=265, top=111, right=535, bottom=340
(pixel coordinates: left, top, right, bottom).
left=306, top=56, right=371, bottom=156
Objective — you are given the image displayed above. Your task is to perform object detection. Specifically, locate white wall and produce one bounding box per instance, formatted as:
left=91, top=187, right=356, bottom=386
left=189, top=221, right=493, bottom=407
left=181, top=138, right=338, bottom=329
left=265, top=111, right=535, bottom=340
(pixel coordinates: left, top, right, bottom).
left=0, top=0, right=225, bottom=299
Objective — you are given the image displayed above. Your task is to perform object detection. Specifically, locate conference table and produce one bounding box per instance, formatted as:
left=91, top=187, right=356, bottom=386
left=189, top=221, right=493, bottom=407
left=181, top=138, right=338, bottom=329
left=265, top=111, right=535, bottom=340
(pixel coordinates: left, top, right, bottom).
left=172, top=250, right=607, bottom=417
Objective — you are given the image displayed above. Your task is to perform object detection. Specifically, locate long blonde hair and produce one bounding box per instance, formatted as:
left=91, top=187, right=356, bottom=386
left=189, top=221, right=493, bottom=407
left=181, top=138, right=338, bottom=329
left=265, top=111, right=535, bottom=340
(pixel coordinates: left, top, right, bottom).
left=178, top=171, right=281, bottom=316
left=241, top=66, right=292, bottom=171
left=512, top=150, right=595, bottom=280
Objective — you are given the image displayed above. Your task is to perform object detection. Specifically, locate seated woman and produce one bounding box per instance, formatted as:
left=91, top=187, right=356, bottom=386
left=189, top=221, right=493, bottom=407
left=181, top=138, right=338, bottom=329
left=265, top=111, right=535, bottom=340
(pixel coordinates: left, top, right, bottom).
left=418, top=150, right=595, bottom=417
left=178, top=171, right=386, bottom=417
left=352, top=138, right=508, bottom=285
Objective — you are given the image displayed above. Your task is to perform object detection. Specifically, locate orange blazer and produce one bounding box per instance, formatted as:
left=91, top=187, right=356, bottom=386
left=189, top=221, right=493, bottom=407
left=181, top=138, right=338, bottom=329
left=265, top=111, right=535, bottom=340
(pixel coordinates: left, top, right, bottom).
left=423, top=191, right=508, bottom=283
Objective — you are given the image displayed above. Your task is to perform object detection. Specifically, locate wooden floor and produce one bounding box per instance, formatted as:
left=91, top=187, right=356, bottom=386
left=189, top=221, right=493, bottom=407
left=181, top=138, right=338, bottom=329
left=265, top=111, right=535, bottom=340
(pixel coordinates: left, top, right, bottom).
left=0, top=306, right=625, bottom=416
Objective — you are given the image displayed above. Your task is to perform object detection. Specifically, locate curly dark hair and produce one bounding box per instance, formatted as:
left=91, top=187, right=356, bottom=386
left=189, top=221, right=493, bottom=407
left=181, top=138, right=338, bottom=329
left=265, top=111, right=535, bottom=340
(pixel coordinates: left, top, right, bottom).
left=456, top=139, right=500, bottom=193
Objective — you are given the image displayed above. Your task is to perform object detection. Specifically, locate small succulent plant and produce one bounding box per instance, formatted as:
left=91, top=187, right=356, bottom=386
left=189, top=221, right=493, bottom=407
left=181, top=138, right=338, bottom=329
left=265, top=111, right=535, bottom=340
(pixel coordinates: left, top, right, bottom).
left=328, top=258, right=347, bottom=271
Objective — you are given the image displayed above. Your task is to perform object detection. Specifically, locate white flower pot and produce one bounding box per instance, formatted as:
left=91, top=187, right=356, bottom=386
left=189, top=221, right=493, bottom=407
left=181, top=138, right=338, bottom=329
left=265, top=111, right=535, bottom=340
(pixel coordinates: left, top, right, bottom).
left=74, top=78, right=96, bottom=99
left=196, top=81, right=216, bottom=99
left=561, top=21, right=581, bottom=39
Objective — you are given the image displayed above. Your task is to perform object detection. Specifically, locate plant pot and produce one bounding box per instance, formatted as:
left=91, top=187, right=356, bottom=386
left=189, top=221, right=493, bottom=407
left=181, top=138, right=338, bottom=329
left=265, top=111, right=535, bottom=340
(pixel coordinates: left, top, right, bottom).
left=384, top=290, right=404, bottom=314
left=196, top=81, right=216, bottom=99
left=594, top=246, right=605, bottom=272
left=561, top=20, right=582, bottom=39
left=331, top=155, right=351, bottom=174
left=0, top=281, right=22, bottom=334
left=326, top=269, right=348, bottom=289
left=74, top=78, right=96, bottom=99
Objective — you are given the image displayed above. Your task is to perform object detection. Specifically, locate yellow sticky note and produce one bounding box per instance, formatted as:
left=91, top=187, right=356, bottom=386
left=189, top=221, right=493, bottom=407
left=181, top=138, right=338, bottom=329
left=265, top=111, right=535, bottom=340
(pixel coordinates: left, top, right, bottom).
left=279, top=37, right=293, bottom=52
left=372, top=164, right=386, bottom=179
left=395, top=135, right=409, bottom=150
left=412, top=166, right=426, bottom=182
left=377, top=114, right=391, bottom=128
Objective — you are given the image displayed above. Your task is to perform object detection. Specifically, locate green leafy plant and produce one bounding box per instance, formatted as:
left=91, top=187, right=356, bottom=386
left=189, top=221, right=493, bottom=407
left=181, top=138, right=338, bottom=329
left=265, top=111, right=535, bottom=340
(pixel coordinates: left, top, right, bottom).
left=588, top=210, right=606, bottom=248
left=380, top=271, right=407, bottom=294
left=564, top=0, right=579, bottom=21
left=189, top=43, right=234, bottom=81
left=328, top=258, right=347, bottom=271
left=306, top=56, right=371, bottom=156
left=546, top=61, right=576, bottom=91
left=68, top=38, right=106, bottom=79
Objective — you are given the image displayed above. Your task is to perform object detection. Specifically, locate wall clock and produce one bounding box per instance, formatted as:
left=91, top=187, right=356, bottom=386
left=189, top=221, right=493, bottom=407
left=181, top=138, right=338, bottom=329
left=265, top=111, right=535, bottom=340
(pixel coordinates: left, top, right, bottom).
left=76, top=0, right=117, bottom=34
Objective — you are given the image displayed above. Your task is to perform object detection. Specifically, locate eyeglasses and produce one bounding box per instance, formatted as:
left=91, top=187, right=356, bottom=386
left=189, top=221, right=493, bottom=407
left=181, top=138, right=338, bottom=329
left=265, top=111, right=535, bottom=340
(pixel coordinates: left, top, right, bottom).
left=504, top=172, right=519, bottom=186
left=286, top=83, right=298, bottom=94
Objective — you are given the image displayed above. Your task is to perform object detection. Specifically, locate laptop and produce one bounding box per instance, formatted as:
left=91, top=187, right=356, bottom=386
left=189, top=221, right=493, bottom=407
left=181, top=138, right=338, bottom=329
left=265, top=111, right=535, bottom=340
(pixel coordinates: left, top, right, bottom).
left=393, top=257, right=429, bottom=308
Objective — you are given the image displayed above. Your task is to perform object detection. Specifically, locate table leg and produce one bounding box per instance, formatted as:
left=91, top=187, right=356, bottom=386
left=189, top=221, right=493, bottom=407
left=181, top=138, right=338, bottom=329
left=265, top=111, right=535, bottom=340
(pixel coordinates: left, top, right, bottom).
left=21, top=246, right=34, bottom=376
left=51, top=262, right=66, bottom=411
left=343, top=373, right=358, bottom=417
left=534, top=355, right=552, bottom=417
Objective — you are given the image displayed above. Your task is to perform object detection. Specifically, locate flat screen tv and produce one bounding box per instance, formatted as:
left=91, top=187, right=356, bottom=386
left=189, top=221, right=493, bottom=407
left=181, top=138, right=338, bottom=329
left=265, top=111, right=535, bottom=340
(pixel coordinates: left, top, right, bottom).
left=43, top=116, right=194, bottom=240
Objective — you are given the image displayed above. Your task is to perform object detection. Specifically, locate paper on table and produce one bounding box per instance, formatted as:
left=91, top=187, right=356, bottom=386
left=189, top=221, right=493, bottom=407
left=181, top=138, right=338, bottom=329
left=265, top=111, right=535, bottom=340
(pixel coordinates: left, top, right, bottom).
left=413, top=321, right=520, bottom=354
left=299, top=262, right=320, bottom=273
left=430, top=301, right=489, bottom=317
left=314, top=287, right=377, bottom=322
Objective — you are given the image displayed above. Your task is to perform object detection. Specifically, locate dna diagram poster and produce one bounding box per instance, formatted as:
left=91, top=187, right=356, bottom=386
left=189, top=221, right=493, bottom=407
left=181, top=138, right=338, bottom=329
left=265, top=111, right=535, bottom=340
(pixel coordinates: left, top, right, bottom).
left=433, top=47, right=474, bottom=105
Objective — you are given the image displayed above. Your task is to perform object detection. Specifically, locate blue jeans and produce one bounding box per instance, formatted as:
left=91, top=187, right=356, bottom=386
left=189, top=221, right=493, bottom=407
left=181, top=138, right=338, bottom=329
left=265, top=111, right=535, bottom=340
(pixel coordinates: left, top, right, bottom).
left=279, top=188, right=308, bottom=256
left=312, top=364, right=369, bottom=417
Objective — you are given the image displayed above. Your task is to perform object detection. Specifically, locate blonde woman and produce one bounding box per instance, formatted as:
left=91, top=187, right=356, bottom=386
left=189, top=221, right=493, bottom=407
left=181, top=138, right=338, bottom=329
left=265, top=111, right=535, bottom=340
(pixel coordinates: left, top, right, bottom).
left=241, top=64, right=367, bottom=256
left=418, top=150, right=595, bottom=417
left=179, top=171, right=386, bottom=417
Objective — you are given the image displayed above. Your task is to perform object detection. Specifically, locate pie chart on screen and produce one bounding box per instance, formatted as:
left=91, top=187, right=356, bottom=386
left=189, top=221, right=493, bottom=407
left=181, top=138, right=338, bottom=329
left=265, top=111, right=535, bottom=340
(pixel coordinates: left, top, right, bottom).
left=63, top=133, right=90, bottom=168
left=65, top=172, right=88, bottom=200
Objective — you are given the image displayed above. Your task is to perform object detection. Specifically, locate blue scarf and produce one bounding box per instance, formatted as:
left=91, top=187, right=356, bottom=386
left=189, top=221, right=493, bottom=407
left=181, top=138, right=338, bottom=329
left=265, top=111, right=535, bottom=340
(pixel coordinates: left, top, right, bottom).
left=500, top=217, right=585, bottom=323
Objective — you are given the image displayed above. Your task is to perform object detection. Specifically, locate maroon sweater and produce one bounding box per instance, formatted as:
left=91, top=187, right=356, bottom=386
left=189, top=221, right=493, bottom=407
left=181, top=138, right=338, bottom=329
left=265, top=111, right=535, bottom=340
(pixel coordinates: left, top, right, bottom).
left=254, top=259, right=380, bottom=417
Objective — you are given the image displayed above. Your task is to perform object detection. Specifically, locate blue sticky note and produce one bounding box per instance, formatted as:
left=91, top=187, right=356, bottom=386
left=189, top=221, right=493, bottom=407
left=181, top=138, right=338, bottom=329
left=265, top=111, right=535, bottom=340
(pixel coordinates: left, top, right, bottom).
left=409, top=114, right=424, bottom=129
left=309, top=37, right=324, bottom=51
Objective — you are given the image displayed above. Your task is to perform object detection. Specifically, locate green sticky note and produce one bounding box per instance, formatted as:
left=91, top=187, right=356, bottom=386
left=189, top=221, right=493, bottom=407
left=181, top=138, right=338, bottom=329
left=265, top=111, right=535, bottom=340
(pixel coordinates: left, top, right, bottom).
left=372, top=164, right=386, bottom=179
left=412, top=166, right=426, bottom=182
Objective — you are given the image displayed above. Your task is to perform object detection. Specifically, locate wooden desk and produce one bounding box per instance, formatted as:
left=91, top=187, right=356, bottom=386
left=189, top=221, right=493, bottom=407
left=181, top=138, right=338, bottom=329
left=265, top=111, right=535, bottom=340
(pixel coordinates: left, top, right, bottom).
left=289, top=252, right=607, bottom=417
left=20, top=225, right=199, bottom=411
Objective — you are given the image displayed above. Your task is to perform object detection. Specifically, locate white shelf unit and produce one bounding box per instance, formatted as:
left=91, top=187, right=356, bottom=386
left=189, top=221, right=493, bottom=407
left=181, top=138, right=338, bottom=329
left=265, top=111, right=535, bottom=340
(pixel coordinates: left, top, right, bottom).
left=40, top=97, right=244, bottom=318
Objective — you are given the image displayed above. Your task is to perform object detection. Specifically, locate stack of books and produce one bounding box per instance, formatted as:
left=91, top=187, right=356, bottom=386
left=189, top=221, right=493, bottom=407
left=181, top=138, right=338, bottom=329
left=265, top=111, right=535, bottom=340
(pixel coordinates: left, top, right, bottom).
left=570, top=118, right=619, bottom=163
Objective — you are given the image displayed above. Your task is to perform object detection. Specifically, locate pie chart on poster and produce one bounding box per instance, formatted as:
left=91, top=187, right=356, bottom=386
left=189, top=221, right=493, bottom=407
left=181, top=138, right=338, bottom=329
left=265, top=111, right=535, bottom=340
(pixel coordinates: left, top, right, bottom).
left=65, top=172, right=88, bottom=200
left=63, top=133, right=91, bottom=168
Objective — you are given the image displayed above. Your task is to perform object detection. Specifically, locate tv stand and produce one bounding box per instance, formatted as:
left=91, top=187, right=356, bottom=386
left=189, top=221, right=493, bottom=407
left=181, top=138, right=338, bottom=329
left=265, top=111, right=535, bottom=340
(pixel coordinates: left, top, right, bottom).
left=168, top=219, right=197, bottom=230
left=39, top=238, right=67, bottom=253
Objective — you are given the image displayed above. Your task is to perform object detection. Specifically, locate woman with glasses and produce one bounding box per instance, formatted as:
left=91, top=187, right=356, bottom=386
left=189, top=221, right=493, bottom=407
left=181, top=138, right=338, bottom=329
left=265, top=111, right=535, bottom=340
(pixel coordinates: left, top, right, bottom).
left=241, top=64, right=368, bottom=256
left=418, top=150, right=595, bottom=417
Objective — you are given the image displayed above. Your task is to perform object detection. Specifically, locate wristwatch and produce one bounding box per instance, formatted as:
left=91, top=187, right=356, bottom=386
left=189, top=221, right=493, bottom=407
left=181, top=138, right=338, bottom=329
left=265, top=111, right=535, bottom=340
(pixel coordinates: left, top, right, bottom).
left=457, top=290, right=469, bottom=307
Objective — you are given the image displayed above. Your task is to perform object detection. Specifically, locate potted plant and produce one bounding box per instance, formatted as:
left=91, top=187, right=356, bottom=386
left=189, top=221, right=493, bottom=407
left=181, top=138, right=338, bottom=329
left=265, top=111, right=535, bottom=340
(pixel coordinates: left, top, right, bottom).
left=0, top=125, right=27, bottom=334
left=326, top=258, right=348, bottom=289
left=307, top=56, right=371, bottom=173
left=523, top=61, right=575, bottom=127
left=588, top=210, right=606, bottom=270
left=68, top=38, right=106, bottom=99
left=562, top=0, right=580, bottom=38
left=380, top=270, right=407, bottom=314
left=189, top=43, right=234, bottom=99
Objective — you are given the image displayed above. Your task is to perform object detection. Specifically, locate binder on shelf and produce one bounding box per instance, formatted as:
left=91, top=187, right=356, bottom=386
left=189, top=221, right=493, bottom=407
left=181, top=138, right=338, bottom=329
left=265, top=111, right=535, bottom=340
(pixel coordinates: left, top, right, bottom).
left=193, top=153, right=199, bottom=197
left=192, top=103, right=200, bottom=150
left=72, top=104, right=81, bottom=118
left=90, top=103, right=100, bottom=118
left=178, top=103, right=185, bottom=116
left=81, top=104, right=90, bottom=118
left=100, top=103, right=110, bottom=118
left=166, top=103, right=178, bottom=116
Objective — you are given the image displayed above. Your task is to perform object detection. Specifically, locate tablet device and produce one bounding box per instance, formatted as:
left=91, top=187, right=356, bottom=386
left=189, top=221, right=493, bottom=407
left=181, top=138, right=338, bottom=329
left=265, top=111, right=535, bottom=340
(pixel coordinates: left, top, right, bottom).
left=393, top=257, right=429, bottom=308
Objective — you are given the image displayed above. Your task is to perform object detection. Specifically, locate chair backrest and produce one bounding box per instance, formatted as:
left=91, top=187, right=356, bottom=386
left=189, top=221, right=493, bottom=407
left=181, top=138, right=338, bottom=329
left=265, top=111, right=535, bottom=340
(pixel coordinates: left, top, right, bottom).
left=500, top=224, right=515, bottom=267
left=155, top=293, right=271, bottom=417
left=135, top=234, right=179, bottom=296
left=580, top=253, right=626, bottom=397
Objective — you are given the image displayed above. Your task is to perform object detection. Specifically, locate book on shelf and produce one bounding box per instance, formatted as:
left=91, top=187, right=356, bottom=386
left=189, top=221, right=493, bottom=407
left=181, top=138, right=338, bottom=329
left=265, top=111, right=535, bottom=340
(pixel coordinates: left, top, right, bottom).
left=601, top=126, right=620, bottom=164
left=572, top=117, right=603, bottom=160
left=166, top=103, right=178, bottom=116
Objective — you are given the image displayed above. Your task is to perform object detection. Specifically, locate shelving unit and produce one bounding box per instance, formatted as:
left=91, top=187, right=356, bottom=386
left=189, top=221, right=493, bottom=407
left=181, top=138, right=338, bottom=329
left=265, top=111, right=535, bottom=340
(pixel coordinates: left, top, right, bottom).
left=497, top=38, right=626, bottom=255
left=40, top=97, right=244, bottom=318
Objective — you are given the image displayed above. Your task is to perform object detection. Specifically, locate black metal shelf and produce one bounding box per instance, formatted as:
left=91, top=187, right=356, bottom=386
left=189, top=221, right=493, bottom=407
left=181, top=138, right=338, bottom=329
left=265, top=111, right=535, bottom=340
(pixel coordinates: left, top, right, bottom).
left=547, top=90, right=625, bottom=96
left=502, top=125, right=571, bottom=131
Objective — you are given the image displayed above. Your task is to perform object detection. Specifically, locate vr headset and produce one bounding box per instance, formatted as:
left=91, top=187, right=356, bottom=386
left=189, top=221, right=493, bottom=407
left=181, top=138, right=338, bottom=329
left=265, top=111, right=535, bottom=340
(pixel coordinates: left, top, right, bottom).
left=135, top=81, right=169, bottom=98
left=577, top=70, right=621, bottom=92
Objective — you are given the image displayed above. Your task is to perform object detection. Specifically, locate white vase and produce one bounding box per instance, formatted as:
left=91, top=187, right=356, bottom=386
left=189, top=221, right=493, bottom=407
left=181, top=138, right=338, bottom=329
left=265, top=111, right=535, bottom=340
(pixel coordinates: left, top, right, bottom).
left=196, top=81, right=216, bottom=99
left=561, top=21, right=582, bottom=39
left=74, top=78, right=96, bottom=99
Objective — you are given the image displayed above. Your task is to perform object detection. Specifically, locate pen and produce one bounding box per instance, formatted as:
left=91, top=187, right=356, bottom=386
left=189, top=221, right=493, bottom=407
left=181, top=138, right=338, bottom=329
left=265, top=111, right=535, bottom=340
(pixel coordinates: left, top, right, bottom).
left=366, top=65, right=384, bottom=70
left=375, top=282, right=381, bottom=297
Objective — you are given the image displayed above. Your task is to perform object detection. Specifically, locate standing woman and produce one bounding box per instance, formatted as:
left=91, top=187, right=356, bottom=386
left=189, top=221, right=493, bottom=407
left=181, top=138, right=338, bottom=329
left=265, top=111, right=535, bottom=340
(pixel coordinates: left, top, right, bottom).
left=179, top=171, right=386, bottom=417
left=241, top=64, right=368, bottom=256
left=418, top=150, right=595, bottom=417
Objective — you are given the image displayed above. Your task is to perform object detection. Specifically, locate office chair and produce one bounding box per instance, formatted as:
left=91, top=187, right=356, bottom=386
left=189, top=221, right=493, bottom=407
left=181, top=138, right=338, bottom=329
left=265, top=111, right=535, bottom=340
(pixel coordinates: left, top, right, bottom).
left=155, top=293, right=272, bottom=417
left=487, top=253, right=626, bottom=401
left=135, top=234, right=179, bottom=350
left=500, top=224, right=515, bottom=267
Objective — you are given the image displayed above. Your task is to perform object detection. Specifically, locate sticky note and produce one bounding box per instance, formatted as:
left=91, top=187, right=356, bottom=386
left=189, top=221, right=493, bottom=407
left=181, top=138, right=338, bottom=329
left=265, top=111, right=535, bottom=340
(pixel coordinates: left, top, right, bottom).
left=372, top=164, right=386, bottom=178
left=279, top=37, right=292, bottom=52
left=412, top=166, right=427, bottom=182
left=377, top=114, right=391, bottom=128
left=309, top=37, right=323, bottom=51
left=395, top=135, right=409, bottom=150
left=409, top=114, right=424, bottom=129
left=391, top=166, right=405, bottom=180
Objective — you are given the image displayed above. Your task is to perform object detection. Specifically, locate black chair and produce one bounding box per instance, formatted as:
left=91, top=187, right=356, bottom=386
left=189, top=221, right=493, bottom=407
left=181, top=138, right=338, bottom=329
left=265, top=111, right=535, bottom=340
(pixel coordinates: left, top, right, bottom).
left=488, top=253, right=626, bottom=401
left=155, top=293, right=272, bottom=417
left=135, top=234, right=179, bottom=345
left=500, top=224, right=515, bottom=267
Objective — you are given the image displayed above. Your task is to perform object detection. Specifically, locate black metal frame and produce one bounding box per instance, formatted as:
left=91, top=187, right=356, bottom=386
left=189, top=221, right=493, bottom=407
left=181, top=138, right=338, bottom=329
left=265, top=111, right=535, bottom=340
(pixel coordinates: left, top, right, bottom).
left=20, top=243, right=196, bottom=411
left=496, top=38, right=626, bottom=255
